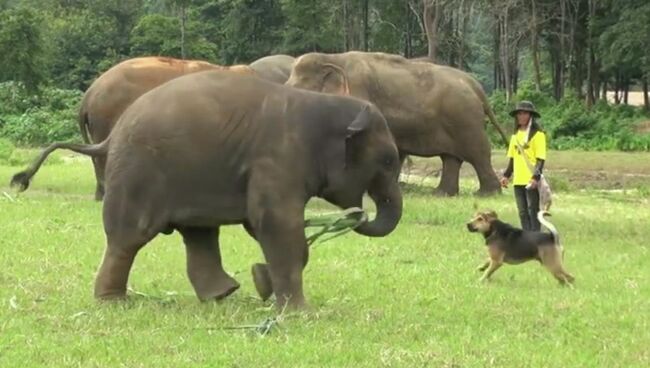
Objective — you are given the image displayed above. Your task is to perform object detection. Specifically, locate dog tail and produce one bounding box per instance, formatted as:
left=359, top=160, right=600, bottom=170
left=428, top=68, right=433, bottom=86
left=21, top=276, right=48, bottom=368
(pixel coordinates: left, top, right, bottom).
left=537, top=211, right=560, bottom=245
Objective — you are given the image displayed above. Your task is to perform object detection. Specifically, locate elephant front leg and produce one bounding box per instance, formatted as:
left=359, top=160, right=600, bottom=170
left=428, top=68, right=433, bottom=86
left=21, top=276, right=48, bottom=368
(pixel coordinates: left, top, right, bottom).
left=250, top=207, right=309, bottom=310
left=435, top=154, right=462, bottom=196
left=179, top=227, right=240, bottom=301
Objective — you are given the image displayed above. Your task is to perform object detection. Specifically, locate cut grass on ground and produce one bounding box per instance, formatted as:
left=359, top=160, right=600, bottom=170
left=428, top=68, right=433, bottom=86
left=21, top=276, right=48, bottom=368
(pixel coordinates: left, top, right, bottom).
left=0, top=152, right=649, bottom=367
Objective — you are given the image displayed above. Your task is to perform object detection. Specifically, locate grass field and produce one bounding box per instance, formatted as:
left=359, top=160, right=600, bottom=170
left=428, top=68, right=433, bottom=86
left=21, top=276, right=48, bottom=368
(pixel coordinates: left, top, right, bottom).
left=1, top=151, right=649, bottom=367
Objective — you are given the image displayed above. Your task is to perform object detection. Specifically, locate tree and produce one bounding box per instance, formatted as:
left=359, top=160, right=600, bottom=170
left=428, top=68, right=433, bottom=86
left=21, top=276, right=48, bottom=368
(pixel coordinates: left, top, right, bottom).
left=0, top=7, right=46, bottom=91
left=129, top=13, right=218, bottom=60
left=280, top=0, right=341, bottom=55
left=201, top=0, right=285, bottom=64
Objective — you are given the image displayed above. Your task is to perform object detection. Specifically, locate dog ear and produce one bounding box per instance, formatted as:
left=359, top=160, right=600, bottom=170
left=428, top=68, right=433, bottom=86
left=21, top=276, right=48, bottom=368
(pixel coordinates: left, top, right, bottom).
left=484, top=210, right=498, bottom=221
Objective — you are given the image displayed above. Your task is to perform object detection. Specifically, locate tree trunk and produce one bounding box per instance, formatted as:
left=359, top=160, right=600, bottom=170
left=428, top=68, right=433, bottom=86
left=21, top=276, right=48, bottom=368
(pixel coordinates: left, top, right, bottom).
left=423, top=0, right=441, bottom=61
left=614, top=74, right=621, bottom=104
left=601, top=79, right=608, bottom=101
left=531, top=0, right=542, bottom=92
left=499, top=10, right=512, bottom=102
left=493, top=14, right=500, bottom=90
left=642, top=75, right=650, bottom=111
left=623, top=79, right=629, bottom=105
left=511, top=48, right=519, bottom=94
left=343, top=0, right=349, bottom=51
left=586, top=0, right=596, bottom=107
left=558, top=0, right=566, bottom=99
left=405, top=0, right=413, bottom=58
left=458, top=0, right=469, bottom=70
left=180, top=4, right=186, bottom=59
left=362, top=0, right=369, bottom=51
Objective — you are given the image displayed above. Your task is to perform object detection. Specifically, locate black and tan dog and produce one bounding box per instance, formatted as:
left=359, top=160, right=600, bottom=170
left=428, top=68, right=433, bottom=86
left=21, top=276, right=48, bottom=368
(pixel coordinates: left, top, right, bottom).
left=466, top=210, right=574, bottom=285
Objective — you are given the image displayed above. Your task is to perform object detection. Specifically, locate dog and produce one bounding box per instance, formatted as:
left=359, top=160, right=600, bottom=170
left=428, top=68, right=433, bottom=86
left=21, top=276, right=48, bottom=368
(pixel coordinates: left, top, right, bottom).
left=466, top=210, right=574, bottom=285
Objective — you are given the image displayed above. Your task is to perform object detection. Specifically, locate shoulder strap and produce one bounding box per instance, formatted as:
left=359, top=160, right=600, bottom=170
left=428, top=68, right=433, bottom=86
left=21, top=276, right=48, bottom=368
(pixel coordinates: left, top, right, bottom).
left=514, top=140, right=536, bottom=173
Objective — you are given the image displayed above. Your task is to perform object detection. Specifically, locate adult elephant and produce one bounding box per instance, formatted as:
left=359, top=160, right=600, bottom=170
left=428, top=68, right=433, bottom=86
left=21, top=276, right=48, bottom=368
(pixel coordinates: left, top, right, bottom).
left=12, top=71, right=403, bottom=310
left=249, top=54, right=295, bottom=84
left=79, top=56, right=255, bottom=201
left=286, top=51, right=509, bottom=196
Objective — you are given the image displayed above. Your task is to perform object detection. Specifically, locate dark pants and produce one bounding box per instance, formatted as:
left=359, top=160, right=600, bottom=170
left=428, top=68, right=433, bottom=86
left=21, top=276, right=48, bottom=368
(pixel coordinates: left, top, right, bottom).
left=514, top=185, right=540, bottom=231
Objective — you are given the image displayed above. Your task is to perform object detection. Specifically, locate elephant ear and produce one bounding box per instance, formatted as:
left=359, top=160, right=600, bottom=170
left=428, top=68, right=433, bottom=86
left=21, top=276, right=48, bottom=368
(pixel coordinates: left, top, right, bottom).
left=346, top=105, right=371, bottom=138
left=344, top=105, right=372, bottom=166
left=322, top=63, right=350, bottom=95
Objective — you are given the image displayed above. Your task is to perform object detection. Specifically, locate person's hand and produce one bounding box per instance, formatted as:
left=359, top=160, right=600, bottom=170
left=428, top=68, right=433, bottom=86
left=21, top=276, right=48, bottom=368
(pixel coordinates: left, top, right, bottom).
left=527, top=178, right=538, bottom=189
left=500, top=177, right=509, bottom=188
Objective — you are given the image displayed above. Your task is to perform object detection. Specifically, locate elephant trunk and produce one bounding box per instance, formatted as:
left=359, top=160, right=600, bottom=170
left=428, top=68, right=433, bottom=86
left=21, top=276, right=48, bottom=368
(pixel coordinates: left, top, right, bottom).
left=354, top=177, right=402, bottom=237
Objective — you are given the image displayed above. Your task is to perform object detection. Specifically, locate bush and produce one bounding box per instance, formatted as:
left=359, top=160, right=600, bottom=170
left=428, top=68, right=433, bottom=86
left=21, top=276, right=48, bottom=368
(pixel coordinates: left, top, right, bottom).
left=0, top=83, right=82, bottom=146
left=0, top=137, right=15, bottom=162
left=492, top=86, right=650, bottom=152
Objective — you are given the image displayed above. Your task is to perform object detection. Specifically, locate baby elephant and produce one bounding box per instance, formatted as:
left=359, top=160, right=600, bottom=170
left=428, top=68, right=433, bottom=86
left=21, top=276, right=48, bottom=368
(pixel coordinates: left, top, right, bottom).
left=466, top=210, right=574, bottom=285
left=11, top=71, right=403, bottom=310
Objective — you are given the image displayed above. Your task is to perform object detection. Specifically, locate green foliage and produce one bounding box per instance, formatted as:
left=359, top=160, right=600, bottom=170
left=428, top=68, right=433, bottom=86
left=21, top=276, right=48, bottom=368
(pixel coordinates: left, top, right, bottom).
left=0, top=137, right=14, bottom=162
left=279, top=0, right=341, bottom=55
left=489, top=81, right=650, bottom=152
left=598, top=1, right=650, bottom=76
left=130, top=13, right=218, bottom=60
left=0, top=7, right=46, bottom=91
left=0, top=82, right=81, bottom=146
left=48, top=10, right=121, bottom=90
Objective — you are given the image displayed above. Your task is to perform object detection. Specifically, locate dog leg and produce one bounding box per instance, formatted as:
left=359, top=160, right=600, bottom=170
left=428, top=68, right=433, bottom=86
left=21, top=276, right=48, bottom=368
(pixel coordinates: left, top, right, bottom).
left=540, top=247, right=575, bottom=287
left=479, top=260, right=502, bottom=282
left=476, top=259, right=490, bottom=272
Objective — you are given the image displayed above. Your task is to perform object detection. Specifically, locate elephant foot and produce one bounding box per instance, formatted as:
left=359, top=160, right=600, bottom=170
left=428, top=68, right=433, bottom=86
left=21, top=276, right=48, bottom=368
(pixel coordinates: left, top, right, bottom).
left=252, top=263, right=273, bottom=301
left=194, top=274, right=240, bottom=301
left=475, top=186, right=501, bottom=197
left=94, top=289, right=128, bottom=301
left=433, top=187, right=458, bottom=197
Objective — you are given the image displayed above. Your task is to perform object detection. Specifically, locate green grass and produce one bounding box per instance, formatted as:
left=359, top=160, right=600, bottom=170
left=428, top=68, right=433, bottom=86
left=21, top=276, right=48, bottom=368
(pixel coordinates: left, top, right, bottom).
left=1, top=152, right=649, bottom=367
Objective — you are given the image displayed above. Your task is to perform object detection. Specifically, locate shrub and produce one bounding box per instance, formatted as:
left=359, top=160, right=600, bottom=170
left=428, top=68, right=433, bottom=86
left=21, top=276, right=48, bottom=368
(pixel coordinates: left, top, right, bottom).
left=0, top=83, right=81, bottom=146
left=0, top=137, right=15, bottom=162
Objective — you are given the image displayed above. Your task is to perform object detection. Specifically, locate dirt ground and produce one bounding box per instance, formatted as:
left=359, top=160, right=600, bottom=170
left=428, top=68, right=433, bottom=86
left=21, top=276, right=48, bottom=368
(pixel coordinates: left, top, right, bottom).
left=605, top=91, right=647, bottom=107
left=402, top=150, right=650, bottom=191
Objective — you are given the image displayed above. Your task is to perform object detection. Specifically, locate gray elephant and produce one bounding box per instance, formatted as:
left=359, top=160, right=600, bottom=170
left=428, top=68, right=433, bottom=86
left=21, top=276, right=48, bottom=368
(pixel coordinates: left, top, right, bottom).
left=78, top=56, right=256, bottom=201
left=12, top=71, right=402, bottom=310
left=249, top=54, right=296, bottom=84
left=286, top=51, right=509, bottom=196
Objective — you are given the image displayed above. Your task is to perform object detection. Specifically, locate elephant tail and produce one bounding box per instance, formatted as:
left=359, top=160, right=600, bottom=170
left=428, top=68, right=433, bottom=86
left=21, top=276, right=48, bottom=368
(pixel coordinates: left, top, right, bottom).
left=483, top=101, right=509, bottom=147
left=10, top=139, right=110, bottom=192
left=469, top=79, right=509, bottom=146
left=78, top=108, right=91, bottom=144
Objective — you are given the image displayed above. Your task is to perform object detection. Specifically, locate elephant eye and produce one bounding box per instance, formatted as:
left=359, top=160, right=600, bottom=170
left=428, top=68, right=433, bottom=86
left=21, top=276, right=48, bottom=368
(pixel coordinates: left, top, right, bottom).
left=382, top=155, right=394, bottom=168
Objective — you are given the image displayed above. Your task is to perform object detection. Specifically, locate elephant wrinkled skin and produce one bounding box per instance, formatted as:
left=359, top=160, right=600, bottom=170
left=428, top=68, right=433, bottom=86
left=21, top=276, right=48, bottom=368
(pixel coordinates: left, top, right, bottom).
left=12, top=71, right=403, bottom=309
left=79, top=56, right=255, bottom=200
left=286, top=51, right=509, bottom=196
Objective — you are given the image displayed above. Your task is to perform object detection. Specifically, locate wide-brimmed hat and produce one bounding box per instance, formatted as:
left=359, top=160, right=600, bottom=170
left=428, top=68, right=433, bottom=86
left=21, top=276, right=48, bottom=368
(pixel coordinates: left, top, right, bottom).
left=509, top=100, right=540, bottom=118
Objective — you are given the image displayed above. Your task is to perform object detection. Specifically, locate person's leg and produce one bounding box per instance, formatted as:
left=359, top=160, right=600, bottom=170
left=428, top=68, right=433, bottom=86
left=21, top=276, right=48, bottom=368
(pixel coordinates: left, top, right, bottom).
left=514, top=185, right=531, bottom=230
left=527, top=187, right=541, bottom=231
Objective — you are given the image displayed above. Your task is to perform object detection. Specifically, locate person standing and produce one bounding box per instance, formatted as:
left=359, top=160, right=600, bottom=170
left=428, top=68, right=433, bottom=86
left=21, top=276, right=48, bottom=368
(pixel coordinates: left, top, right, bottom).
left=500, top=101, right=547, bottom=231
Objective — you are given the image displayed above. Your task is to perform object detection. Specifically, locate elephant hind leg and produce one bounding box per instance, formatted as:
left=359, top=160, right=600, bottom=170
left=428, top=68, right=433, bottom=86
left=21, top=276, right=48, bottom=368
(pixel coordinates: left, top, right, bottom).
left=178, top=227, right=240, bottom=301
left=464, top=138, right=501, bottom=196
left=94, top=234, right=150, bottom=300
left=436, top=154, right=462, bottom=196
left=92, top=155, right=106, bottom=201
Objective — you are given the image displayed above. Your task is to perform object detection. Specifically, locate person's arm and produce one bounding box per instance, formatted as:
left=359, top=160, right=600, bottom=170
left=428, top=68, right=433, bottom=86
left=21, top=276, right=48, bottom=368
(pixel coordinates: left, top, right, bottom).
left=503, top=158, right=514, bottom=179
left=532, top=159, right=544, bottom=180
left=532, top=132, right=547, bottom=181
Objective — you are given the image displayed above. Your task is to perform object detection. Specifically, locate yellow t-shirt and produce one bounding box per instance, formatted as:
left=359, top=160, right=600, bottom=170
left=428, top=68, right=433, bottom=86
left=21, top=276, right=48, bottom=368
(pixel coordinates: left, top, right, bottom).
left=507, top=130, right=547, bottom=186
